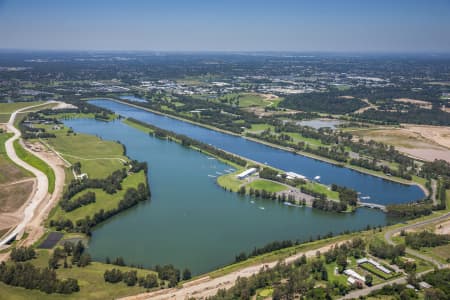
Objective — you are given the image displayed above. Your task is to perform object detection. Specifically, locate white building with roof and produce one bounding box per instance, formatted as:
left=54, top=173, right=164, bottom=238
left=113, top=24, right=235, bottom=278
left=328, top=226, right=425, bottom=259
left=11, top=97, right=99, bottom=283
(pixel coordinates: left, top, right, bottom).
left=236, top=168, right=257, bottom=180
left=344, top=269, right=365, bottom=282
left=357, top=258, right=392, bottom=274
left=285, top=171, right=307, bottom=181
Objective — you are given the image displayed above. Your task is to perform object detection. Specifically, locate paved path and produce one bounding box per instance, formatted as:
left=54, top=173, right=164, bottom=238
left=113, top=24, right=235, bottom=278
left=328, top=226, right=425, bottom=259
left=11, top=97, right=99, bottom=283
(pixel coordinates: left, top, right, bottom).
left=385, top=212, right=450, bottom=269
left=0, top=102, right=54, bottom=247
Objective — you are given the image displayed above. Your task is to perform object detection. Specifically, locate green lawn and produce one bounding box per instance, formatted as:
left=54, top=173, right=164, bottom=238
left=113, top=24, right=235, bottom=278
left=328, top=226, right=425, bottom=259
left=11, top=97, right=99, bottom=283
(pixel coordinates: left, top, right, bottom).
left=246, top=123, right=275, bottom=133
left=0, top=249, right=158, bottom=300
left=238, top=94, right=268, bottom=107
left=51, top=171, right=146, bottom=223
left=217, top=169, right=245, bottom=192
left=359, top=262, right=397, bottom=280
left=246, top=179, right=288, bottom=193
left=0, top=101, right=43, bottom=114
left=13, top=139, right=55, bottom=193
left=302, top=182, right=339, bottom=200
left=218, top=93, right=280, bottom=108
left=0, top=114, right=10, bottom=123
left=284, top=132, right=326, bottom=147
left=44, top=131, right=127, bottom=179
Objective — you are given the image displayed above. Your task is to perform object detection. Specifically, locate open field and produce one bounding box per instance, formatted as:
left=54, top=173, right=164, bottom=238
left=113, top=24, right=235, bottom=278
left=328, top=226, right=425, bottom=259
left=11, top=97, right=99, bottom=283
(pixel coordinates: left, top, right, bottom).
left=0, top=114, right=10, bottom=123
left=216, top=169, right=245, bottom=192
left=394, top=98, right=432, bottom=109
left=349, top=126, right=450, bottom=163
left=246, top=123, right=275, bottom=133
left=0, top=101, right=43, bottom=119
left=0, top=180, right=34, bottom=213
left=43, top=129, right=128, bottom=179
left=51, top=171, right=146, bottom=223
left=13, top=139, right=55, bottom=193
left=303, top=181, right=339, bottom=200
left=246, top=179, right=288, bottom=192
left=0, top=249, right=158, bottom=300
left=219, top=93, right=281, bottom=108
left=403, top=124, right=450, bottom=149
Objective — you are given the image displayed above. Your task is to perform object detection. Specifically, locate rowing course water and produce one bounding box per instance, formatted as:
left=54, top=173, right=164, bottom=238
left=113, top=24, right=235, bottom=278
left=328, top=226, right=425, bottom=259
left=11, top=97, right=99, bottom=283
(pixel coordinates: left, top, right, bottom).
left=63, top=118, right=392, bottom=275
left=89, top=99, right=425, bottom=205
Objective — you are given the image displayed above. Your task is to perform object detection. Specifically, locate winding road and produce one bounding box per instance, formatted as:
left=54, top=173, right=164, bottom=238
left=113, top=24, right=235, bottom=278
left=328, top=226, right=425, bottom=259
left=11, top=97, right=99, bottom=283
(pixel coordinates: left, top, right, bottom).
left=0, top=102, right=55, bottom=247
left=385, top=212, right=450, bottom=269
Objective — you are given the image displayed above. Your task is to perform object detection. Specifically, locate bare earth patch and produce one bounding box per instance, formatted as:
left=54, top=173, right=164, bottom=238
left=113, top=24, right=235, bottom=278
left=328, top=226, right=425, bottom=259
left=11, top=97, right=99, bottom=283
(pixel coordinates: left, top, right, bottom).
left=0, top=180, right=35, bottom=213
left=403, top=125, right=450, bottom=149
left=51, top=101, right=78, bottom=110
left=394, top=98, right=432, bottom=109
left=435, top=220, right=450, bottom=235
left=351, top=126, right=450, bottom=163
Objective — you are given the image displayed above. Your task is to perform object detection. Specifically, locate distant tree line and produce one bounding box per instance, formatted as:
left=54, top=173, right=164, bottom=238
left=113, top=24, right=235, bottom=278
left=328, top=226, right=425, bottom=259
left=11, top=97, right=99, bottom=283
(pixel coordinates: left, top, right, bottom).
left=127, top=117, right=247, bottom=167
left=386, top=203, right=433, bottom=219
left=353, top=107, right=450, bottom=126
left=280, top=90, right=366, bottom=114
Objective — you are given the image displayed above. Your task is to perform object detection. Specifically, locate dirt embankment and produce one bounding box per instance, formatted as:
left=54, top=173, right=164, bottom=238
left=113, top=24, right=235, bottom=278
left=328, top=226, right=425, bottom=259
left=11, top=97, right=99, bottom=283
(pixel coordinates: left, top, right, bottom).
left=121, top=241, right=347, bottom=300
left=18, top=141, right=66, bottom=247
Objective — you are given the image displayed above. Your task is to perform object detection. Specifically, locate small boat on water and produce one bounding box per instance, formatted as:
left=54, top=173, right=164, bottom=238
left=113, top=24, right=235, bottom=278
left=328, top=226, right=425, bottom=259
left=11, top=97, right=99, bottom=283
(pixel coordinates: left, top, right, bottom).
left=360, top=196, right=371, bottom=200
left=208, top=174, right=216, bottom=178
left=259, top=206, right=265, bottom=210
left=215, top=172, right=223, bottom=175
left=314, top=175, right=321, bottom=181
left=250, top=200, right=255, bottom=204
left=207, top=157, right=215, bottom=160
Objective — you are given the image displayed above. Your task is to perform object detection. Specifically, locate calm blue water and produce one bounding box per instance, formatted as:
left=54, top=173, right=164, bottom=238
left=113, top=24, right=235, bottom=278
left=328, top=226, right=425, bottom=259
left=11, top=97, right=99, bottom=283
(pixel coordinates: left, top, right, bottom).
left=89, top=99, right=425, bottom=205
left=63, top=118, right=391, bottom=275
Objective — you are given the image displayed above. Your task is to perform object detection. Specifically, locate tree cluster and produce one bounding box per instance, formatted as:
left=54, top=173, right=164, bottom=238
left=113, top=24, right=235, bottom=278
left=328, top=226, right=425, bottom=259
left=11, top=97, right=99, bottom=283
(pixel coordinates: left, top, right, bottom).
left=0, top=262, right=79, bottom=294
left=405, top=231, right=450, bottom=250
left=10, top=246, right=36, bottom=262
left=60, top=191, right=96, bottom=212
left=369, top=240, right=405, bottom=261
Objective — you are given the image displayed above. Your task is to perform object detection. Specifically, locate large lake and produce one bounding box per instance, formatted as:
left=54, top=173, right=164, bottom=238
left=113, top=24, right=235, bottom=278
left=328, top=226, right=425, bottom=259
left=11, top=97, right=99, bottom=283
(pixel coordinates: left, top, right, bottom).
left=63, top=112, right=410, bottom=275
left=89, top=99, right=424, bottom=204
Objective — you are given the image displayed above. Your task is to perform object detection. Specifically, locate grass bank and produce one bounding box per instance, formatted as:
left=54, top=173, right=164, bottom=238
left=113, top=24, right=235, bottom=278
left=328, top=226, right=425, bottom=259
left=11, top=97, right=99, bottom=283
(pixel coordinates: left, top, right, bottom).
left=13, top=139, right=55, bottom=193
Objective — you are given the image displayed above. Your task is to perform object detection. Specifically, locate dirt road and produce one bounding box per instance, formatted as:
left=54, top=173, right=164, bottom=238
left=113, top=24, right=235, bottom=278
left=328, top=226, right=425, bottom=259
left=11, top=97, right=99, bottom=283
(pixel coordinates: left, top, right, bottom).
left=0, top=102, right=55, bottom=248
left=121, top=241, right=345, bottom=300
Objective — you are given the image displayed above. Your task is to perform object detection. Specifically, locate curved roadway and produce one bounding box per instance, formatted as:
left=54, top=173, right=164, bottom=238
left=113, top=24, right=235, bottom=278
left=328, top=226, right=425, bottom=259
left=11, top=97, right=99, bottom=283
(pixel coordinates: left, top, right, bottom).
left=0, top=102, right=54, bottom=247
left=385, top=212, right=450, bottom=269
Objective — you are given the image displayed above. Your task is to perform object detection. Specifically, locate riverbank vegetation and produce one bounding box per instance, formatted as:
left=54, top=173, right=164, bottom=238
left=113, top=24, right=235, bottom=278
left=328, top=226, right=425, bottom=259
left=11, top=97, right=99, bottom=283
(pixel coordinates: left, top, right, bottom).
left=124, top=117, right=358, bottom=213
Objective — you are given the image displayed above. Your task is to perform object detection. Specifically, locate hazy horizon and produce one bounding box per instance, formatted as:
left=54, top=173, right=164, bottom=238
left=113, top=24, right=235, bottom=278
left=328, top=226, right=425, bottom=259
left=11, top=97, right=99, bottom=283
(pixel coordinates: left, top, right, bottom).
left=1, top=0, right=450, bottom=53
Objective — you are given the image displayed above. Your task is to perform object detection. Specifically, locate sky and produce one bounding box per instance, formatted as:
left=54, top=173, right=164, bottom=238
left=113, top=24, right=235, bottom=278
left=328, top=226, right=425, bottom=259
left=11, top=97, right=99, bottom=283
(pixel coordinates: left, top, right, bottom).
left=0, top=0, right=450, bottom=53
